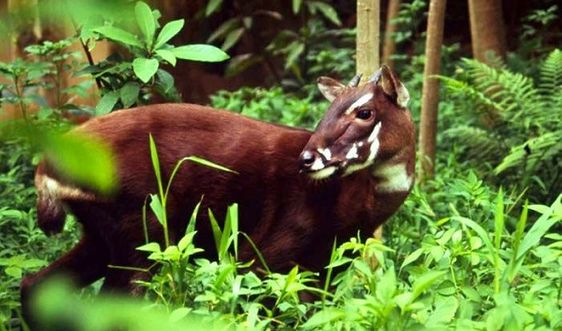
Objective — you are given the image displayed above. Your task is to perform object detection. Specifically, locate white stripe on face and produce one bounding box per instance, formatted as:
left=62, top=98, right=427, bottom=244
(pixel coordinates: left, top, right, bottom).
left=317, top=148, right=332, bottom=161
left=345, top=143, right=359, bottom=159
left=343, top=122, right=382, bottom=175
left=345, top=93, right=374, bottom=115
left=310, top=157, right=325, bottom=171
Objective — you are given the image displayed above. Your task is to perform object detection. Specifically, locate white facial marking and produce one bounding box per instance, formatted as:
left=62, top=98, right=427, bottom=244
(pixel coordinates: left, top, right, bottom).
left=310, top=157, right=325, bottom=171
left=345, top=93, right=374, bottom=115
left=317, top=148, right=332, bottom=161
left=38, top=175, right=96, bottom=201
left=345, top=143, right=359, bottom=160
left=343, top=122, right=383, bottom=176
left=358, top=141, right=364, bottom=147
left=309, top=166, right=337, bottom=180
left=373, top=162, right=413, bottom=192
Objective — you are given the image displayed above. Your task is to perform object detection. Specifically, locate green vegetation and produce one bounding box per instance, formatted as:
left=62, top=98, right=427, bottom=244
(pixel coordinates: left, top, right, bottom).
left=0, top=1, right=561, bottom=330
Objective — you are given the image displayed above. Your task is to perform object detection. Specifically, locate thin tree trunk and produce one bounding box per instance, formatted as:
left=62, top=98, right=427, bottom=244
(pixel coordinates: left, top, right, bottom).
left=356, top=0, right=382, bottom=264
left=356, top=0, right=380, bottom=78
left=382, top=0, right=401, bottom=67
left=468, top=0, right=506, bottom=64
left=418, top=0, right=447, bottom=182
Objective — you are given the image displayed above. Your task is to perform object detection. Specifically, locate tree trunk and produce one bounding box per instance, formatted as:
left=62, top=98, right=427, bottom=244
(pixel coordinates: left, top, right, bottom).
left=356, top=0, right=380, bottom=78
left=356, top=0, right=382, bottom=264
left=418, top=0, right=447, bottom=182
left=382, top=0, right=401, bottom=67
left=468, top=0, right=506, bottom=64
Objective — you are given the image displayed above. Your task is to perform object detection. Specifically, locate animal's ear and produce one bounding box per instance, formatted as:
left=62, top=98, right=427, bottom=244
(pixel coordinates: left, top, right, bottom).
left=317, top=77, right=345, bottom=102
left=369, top=65, right=410, bottom=108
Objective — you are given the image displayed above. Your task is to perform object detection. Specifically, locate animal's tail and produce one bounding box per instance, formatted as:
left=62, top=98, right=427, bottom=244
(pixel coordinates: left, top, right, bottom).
left=34, top=162, right=96, bottom=235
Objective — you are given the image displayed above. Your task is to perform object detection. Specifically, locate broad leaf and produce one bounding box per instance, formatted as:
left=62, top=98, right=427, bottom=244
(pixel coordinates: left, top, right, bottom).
left=155, top=19, right=184, bottom=49
left=135, top=1, right=156, bottom=48
left=172, top=44, right=229, bottom=62
left=133, top=57, right=159, bottom=83
left=95, top=91, right=119, bottom=115
left=119, top=82, right=140, bottom=108
left=94, top=26, right=142, bottom=48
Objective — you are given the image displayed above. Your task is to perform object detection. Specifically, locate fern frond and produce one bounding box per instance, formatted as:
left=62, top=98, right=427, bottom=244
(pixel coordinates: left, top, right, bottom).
left=443, top=125, right=506, bottom=164
left=539, top=49, right=562, bottom=106
left=495, top=130, right=562, bottom=175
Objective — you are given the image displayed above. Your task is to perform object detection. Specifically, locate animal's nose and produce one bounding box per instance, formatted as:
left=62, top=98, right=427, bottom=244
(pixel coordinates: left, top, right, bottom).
left=299, top=150, right=318, bottom=171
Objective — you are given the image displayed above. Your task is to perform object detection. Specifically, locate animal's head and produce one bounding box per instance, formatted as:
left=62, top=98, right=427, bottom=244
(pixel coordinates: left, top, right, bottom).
left=299, top=65, right=414, bottom=180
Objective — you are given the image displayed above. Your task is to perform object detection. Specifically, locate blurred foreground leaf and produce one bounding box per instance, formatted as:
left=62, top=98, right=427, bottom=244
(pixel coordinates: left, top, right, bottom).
left=0, top=121, right=116, bottom=194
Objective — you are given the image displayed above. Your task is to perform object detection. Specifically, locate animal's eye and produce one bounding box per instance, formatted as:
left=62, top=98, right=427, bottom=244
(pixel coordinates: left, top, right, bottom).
left=356, top=108, right=372, bottom=120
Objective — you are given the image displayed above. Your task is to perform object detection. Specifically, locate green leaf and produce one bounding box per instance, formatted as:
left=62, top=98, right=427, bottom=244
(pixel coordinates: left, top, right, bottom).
left=154, top=19, right=184, bottom=49
left=119, top=82, right=140, bottom=108
left=207, top=18, right=239, bottom=43
left=208, top=209, right=223, bottom=256
left=172, top=44, right=229, bottom=62
left=302, top=308, right=346, bottom=328
left=136, top=242, right=161, bottom=253
left=310, top=1, right=341, bottom=25
left=205, top=0, right=223, bottom=16
left=221, top=27, right=244, bottom=51
left=148, top=134, right=164, bottom=198
left=292, top=0, right=302, bottom=14
left=284, top=42, right=304, bottom=69
left=5, top=266, right=22, bottom=278
left=42, top=131, right=117, bottom=194
left=133, top=57, right=159, bottom=83
left=169, top=307, right=190, bottom=322
left=95, top=91, right=119, bottom=116
left=93, top=26, right=142, bottom=48
left=494, top=189, right=505, bottom=250
left=135, top=1, right=156, bottom=48
left=155, top=49, right=176, bottom=66
left=411, top=270, right=447, bottom=300
left=184, top=155, right=238, bottom=173
left=149, top=194, right=165, bottom=226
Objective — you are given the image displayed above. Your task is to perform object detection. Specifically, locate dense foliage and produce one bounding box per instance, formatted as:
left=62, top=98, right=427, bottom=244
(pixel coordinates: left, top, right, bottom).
left=0, top=1, right=561, bottom=331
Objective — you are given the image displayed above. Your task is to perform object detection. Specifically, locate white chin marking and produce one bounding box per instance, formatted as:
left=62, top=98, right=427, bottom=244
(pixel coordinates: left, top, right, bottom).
left=309, top=166, right=337, bottom=180
left=317, top=148, right=332, bottom=161
left=373, top=162, right=413, bottom=192
left=310, top=157, right=325, bottom=171
left=345, top=93, right=374, bottom=115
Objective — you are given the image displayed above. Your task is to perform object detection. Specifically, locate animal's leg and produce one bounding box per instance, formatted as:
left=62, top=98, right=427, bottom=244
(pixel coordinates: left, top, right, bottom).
left=20, top=234, right=109, bottom=328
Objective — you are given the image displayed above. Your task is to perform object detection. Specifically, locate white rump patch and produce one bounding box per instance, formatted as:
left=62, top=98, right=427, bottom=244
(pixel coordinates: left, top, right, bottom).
left=372, top=162, right=413, bottom=193
left=37, top=175, right=96, bottom=201
left=309, top=166, right=337, bottom=180
left=345, top=93, right=374, bottom=115
left=317, top=148, right=332, bottom=161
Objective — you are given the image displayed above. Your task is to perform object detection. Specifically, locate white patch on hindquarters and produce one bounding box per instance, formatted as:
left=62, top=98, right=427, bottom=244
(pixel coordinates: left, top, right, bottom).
left=317, top=148, right=332, bottom=161
left=343, top=122, right=382, bottom=176
left=309, top=166, right=337, bottom=180
left=345, top=93, right=374, bottom=115
left=372, top=162, right=413, bottom=193
left=37, top=175, right=96, bottom=201
left=345, top=143, right=359, bottom=160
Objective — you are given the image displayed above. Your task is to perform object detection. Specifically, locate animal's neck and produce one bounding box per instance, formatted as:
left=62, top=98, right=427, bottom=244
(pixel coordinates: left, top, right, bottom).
left=370, top=149, right=414, bottom=194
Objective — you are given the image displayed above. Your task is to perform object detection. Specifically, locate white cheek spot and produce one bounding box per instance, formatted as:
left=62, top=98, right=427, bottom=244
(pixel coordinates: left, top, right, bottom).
left=358, top=142, right=364, bottom=147
left=345, top=92, right=374, bottom=115
left=373, top=162, right=413, bottom=193
left=345, top=143, right=359, bottom=160
left=343, top=122, right=383, bottom=176
left=317, top=148, right=332, bottom=161
left=310, top=157, right=325, bottom=171
left=309, top=166, right=337, bottom=180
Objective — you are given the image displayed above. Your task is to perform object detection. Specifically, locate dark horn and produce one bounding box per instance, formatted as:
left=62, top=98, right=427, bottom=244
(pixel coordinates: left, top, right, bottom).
left=368, top=69, right=382, bottom=83
left=348, top=74, right=362, bottom=87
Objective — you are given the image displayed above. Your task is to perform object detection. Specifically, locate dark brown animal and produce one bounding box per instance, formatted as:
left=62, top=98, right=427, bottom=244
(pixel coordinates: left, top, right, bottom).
left=21, top=65, right=414, bottom=320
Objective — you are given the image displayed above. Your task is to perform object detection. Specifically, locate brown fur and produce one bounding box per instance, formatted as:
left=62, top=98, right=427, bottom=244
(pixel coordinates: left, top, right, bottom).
left=21, top=69, right=415, bottom=327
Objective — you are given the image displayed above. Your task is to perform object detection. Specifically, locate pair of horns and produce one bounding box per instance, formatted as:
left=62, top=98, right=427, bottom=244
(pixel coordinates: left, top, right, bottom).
left=347, top=66, right=387, bottom=87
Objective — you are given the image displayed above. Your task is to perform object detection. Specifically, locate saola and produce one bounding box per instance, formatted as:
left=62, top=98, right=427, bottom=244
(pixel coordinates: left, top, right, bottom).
left=21, top=65, right=415, bottom=323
